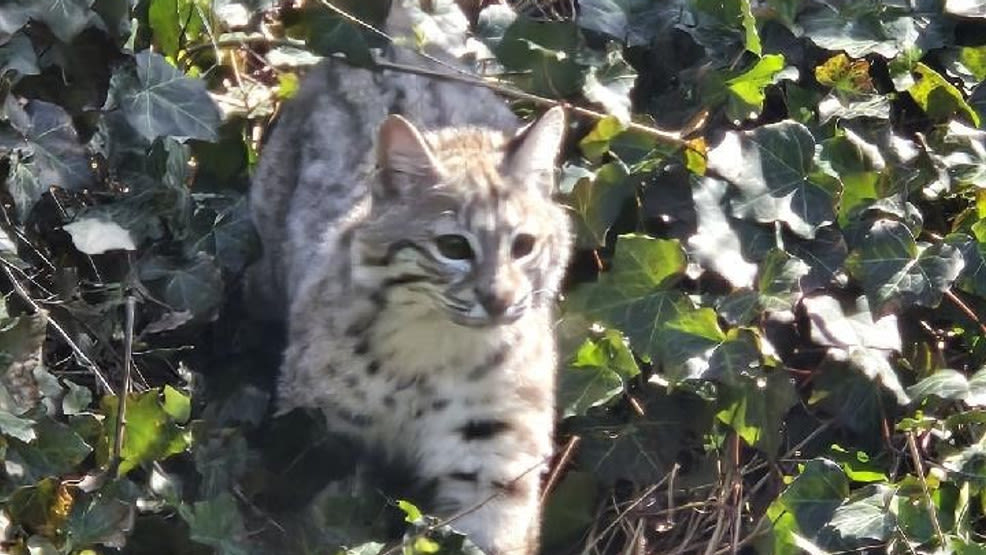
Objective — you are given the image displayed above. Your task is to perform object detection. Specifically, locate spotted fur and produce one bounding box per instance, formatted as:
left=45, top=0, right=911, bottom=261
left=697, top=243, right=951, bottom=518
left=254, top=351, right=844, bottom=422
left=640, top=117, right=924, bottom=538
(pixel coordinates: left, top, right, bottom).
left=249, top=2, right=571, bottom=553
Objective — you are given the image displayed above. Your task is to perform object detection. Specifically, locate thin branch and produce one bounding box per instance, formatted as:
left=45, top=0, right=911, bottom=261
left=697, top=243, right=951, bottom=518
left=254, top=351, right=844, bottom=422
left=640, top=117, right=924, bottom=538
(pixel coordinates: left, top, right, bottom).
left=945, top=289, right=986, bottom=336
left=111, top=293, right=136, bottom=467
left=540, top=434, right=580, bottom=505
left=2, top=265, right=112, bottom=391
left=906, top=431, right=946, bottom=546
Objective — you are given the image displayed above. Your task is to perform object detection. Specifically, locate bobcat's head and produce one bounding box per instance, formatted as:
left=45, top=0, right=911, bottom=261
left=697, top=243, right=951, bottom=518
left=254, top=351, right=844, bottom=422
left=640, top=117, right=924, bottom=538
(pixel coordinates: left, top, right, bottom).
left=358, top=107, right=571, bottom=327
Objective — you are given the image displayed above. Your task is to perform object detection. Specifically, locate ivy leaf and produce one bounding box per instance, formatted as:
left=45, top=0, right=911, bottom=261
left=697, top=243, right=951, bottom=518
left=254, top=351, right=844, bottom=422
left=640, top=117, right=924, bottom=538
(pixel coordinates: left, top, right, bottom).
left=717, top=367, right=797, bottom=455
left=799, top=2, right=919, bottom=58
left=578, top=116, right=626, bottom=161
left=0, top=409, right=36, bottom=442
left=7, top=418, right=92, bottom=483
left=0, top=99, right=95, bottom=216
left=908, top=63, right=981, bottom=126
left=724, top=54, right=787, bottom=123
left=139, top=252, right=224, bottom=321
left=64, top=479, right=139, bottom=549
left=26, top=0, right=98, bottom=42
left=576, top=0, right=683, bottom=46
left=928, top=121, right=986, bottom=190
left=101, top=389, right=190, bottom=475
left=110, top=50, right=221, bottom=142
left=687, top=176, right=759, bottom=288
left=299, top=3, right=372, bottom=67
left=560, top=329, right=640, bottom=418
left=709, top=121, right=840, bottom=239
left=827, top=485, right=895, bottom=543
left=0, top=34, right=39, bottom=83
left=847, top=219, right=964, bottom=316
left=180, top=493, right=249, bottom=555
left=567, top=162, right=632, bottom=248
left=186, top=196, right=260, bottom=275
left=803, top=295, right=901, bottom=352
left=757, top=249, right=810, bottom=312
left=945, top=0, right=986, bottom=18
left=763, top=459, right=849, bottom=555
left=658, top=307, right=726, bottom=382
left=496, top=17, right=584, bottom=98
left=582, top=46, right=636, bottom=122
left=63, top=217, right=137, bottom=255
left=148, top=0, right=207, bottom=59
left=908, top=368, right=986, bottom=407
left=815, top=54, right=875, bottom=94
left=567, top=234, right=689, bottom=360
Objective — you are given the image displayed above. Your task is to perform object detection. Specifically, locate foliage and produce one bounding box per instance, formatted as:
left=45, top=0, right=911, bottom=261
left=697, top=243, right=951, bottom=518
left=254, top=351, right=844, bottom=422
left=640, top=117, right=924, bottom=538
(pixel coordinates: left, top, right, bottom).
left=1, top=0, right=986, bottom=554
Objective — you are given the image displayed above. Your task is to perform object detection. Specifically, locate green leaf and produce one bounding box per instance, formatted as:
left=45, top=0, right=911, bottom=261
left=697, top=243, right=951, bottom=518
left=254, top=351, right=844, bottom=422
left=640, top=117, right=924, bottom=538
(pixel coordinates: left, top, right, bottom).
left=764, top=459, right=849, bottom=555
left=579, top=116, right=626, bottom=161
left=7, top=418, right=92, bottom=482
left=139, top=252, right=224, bottom=320
left=496, top=17, right=584, bottom=98
left=757, top=249, right=810, bottom=312
left=63, top=217, right=138, bottom=254
left=560, top=329, right=639, bottom=417
left=577, top=0, right=683, bottom=46
left=717, top=366, right=797, bottom=455
left=826, top=445, right=888, bottom=483
left=800, top=2, right=920, bottom=58
left=827, top=485, right=895, bottom=543
left=148, top=0, right=207, bottom=58
left=567, top=234, right=689, bottom=360
left=803, top=295, right=901, bottom=352
left=847, top=219, right=964, bottom=316
left=162, top=385, right=190, bottom=423
left=397, top=499, right=423, bottom=524
left=582, top=46, right=637, bottom=122
left=568, top=162, right=632, bottom=247
left=725, top=54, right=786, bottom=123
left=709, top=120, right=840, bottom=239
left=111, top=50, right=221, bottom=142
left=0, top=99, right=95, bottom=216
left=687, top=176, right=760, bottom=288
left=907, top=368, right=986, bottom=406
left=0, top=33, right=39, bottom=83
left=180, top=493, right=249, bottom=555
left=908, top=63, right=981, bottom=127
left=0, top=408, right=35, bottom=442
left=658, top=307, right=726, bottom=382
left=541, top=471, right=599, bottom=549
left=64, top=479, right=139, bottom=550
left=24, top=0, right=98, bottom=42
left=300, top=4, right=372, bottom=67
left=101, top=389, right=190, bottom=475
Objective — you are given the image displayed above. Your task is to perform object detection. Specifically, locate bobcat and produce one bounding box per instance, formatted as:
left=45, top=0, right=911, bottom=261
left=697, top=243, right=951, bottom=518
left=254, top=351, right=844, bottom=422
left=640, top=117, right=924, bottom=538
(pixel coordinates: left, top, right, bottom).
left=249, top=1, right=572, bottom=553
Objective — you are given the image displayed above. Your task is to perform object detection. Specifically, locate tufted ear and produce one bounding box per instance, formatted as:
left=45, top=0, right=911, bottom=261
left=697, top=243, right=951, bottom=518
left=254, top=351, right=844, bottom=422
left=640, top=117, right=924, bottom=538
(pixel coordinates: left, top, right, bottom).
left=376, top=115, right=442, bottom=200
left=504, top=106, right=566, bottom=195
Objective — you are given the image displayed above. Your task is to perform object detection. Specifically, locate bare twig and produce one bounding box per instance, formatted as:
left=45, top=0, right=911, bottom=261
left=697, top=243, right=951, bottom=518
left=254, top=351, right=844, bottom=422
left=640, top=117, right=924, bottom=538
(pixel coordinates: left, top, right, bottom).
left=2, top=265, right=112, bottom=390
left=906, top=431, right=946, bottom=546
left=945, top=289, right=986, bottom=336
left=111, top=293, right=136, bottom=467
left=540, top=434, right=580, bottom=505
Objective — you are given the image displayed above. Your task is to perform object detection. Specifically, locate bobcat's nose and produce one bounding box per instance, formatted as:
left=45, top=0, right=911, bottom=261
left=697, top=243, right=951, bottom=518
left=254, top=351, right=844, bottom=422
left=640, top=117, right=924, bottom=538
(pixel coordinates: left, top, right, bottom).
left=476, top=289, right=511, bottom=318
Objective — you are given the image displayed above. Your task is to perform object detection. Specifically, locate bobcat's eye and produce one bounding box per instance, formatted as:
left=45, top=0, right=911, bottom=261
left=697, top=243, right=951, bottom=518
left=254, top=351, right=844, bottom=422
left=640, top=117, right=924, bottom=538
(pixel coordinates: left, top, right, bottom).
left=512, top=234, right=536, bottom=259
left=435, top=234, right=474, bottom=260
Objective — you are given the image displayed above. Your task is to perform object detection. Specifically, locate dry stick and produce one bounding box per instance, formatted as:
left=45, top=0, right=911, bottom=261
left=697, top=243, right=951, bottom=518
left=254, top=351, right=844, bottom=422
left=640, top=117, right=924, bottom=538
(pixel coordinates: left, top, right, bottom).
left=111, top=293, right=137, bottom=468
left=906, top=431, right=946, bottom=546
left=945, top=289, right=986, bottom=336
left=540, top=434, right=580, bottom=505
left=2, top=265, right=112, bottom=391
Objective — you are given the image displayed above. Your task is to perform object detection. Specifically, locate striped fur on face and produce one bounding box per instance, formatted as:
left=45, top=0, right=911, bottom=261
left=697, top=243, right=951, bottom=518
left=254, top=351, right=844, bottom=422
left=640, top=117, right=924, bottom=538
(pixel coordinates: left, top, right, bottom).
left=357, top=107, right=571, bottom=327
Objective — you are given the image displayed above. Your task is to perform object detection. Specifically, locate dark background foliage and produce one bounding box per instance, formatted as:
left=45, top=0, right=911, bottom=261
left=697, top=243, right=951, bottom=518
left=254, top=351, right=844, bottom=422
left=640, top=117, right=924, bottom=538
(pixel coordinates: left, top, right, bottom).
left=2, top=0, right=986, bottom=553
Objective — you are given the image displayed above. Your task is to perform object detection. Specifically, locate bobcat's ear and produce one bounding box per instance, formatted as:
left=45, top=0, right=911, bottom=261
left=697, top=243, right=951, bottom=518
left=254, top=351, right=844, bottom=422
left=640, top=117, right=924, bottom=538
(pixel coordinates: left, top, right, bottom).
left=504, top=106, right=566, bottom=195
left=376, top=115, right=441, bottom=199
